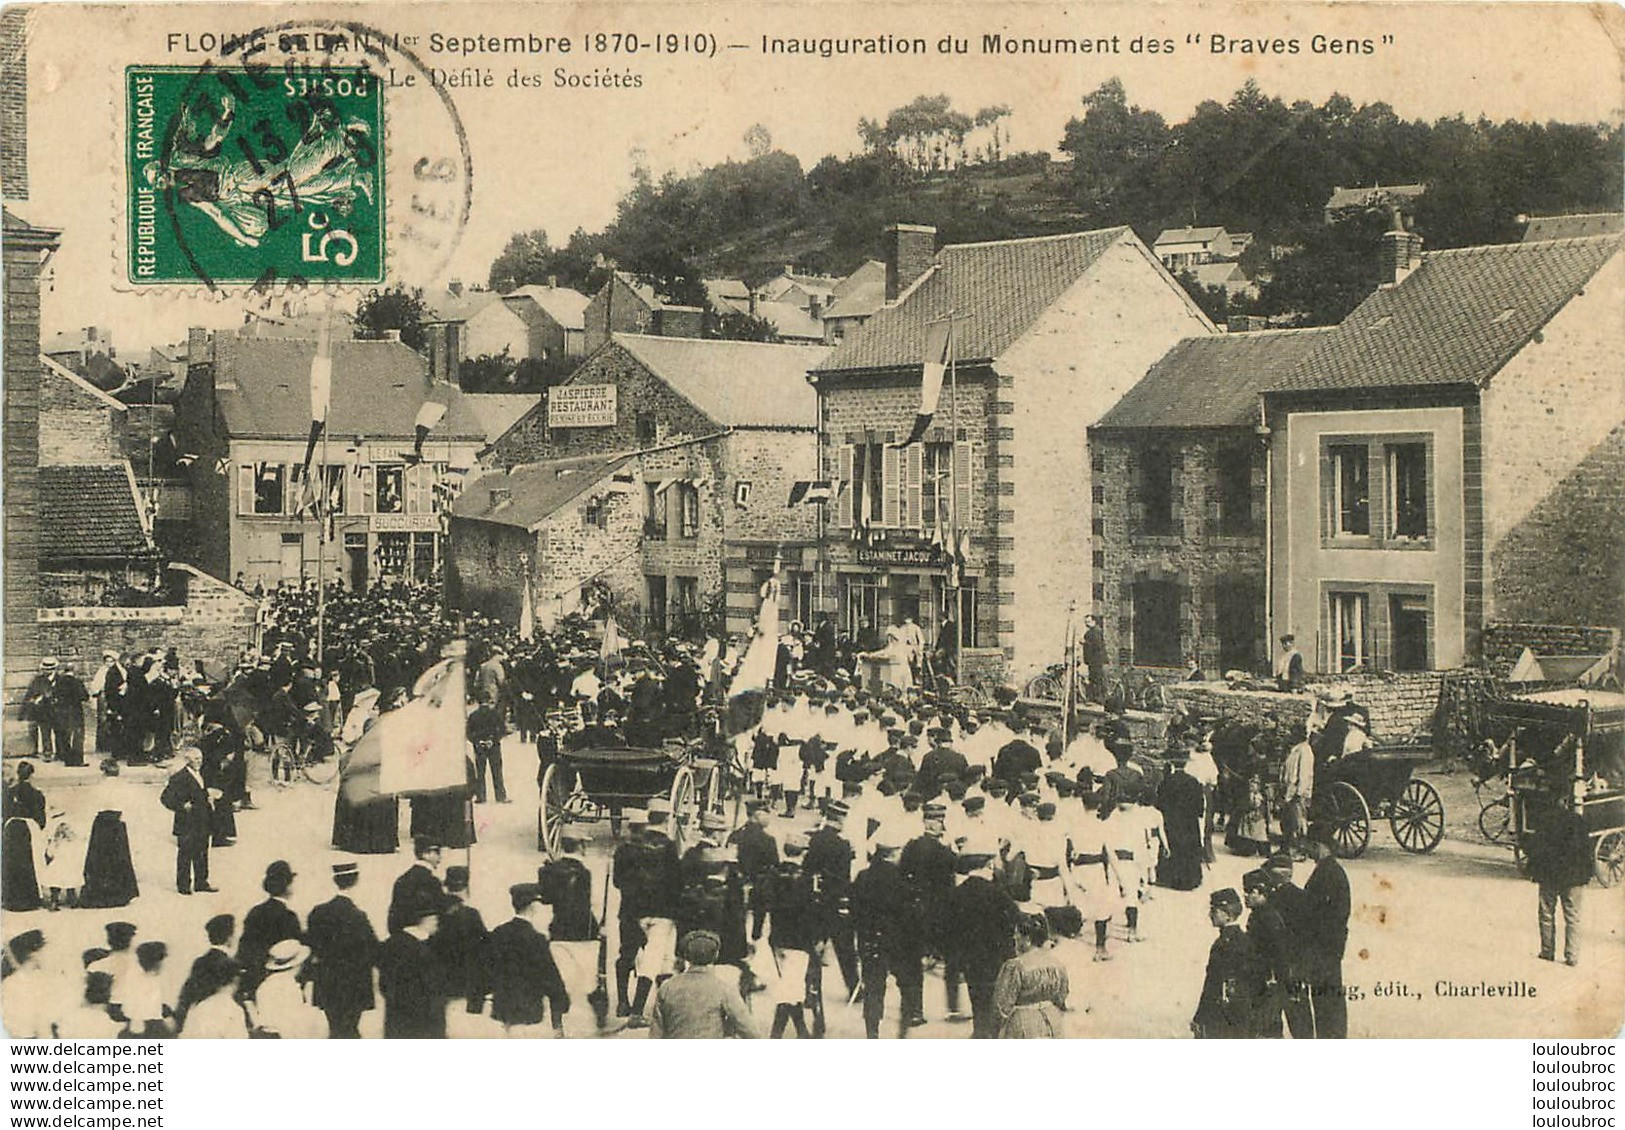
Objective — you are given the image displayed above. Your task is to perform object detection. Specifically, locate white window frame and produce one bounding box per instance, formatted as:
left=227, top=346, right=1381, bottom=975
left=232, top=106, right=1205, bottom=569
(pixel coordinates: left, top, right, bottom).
left=1385, top=442, right=1429, bottom=542
left=1329, top=590, right=1369, bottom=672
left=1328, top=443, right=1371, bottom=538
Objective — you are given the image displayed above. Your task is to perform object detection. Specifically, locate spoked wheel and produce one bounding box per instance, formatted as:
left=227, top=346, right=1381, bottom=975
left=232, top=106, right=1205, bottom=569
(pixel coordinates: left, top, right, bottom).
left=1478, top=797, right=1512, bottom=845
left=1319, top=781, right=1372, bottom=859
left=1025, top=675, right=1061, bottom=702
left=539, top=762, right=571, bottom=856
left=301, top=751, right=340, bottom=786
left=1390, top=778, right=1445, bottom=853
left=1139, top=682, right=1167, bottom=711
left=1594, top=830, right=1625, bottom=888
left=669, top=766, right=698, bottom=853
left=960, top=682, right=992, bottom=708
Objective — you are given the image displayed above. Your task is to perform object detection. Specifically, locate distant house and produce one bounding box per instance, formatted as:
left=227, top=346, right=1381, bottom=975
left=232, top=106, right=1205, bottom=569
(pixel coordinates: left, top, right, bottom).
left=757, top=268, right=840, bottom=314
left=583, top=272, right=703, bottom=353
left=752, top=299, right=824, bottom=343
left=1522, top=212, right=1624, bottom=242
left=42, top=325, right=115, bottom=373
left=462, top=393, right=538, bottom=448
left=814, top=222, right=1215, bottom=682
left=173, top=333, right=487, bottom=591
left=503, top=283, right=591, bottom=360
left=1153, top=226, right=1252, bottom=271
left=468, top=333, right=830, bottom=637
left=1189, top=260, right=1258, bottom=300
left=423, top=289, right=531, bottom=363
left=704, top=278, right=752, bottom=316
left=1324, top=182, right=1426, bottom=225
left=821, top=260, right=886, bottom=345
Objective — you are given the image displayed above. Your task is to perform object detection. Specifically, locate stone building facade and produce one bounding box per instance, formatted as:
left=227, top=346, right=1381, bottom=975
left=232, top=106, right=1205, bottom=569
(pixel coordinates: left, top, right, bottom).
left=814, top=224, right=1214, bottom=684
left=469, top=334, right=827, bottom=638
left=1090, top=329, right=1329, bottom=675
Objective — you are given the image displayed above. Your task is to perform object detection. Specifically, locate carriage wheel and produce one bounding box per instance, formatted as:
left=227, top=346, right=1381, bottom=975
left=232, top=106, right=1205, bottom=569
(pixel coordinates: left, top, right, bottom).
left=1595, top=831, right=1625, bottom=888
left=1320, top=781, right=1372, bottom=859
left=1389, top=779, right=1445, bottom=854
left=1140, top=682, right=1167, bottom=711
left=669, top=767, right=698, bottom=853
left=539, top=762, right=571, bottom=856
left=1025, top=675, right=1061, bottom=702
left=1477, top=798, right=1512, bottom=845
left=302, top=751, right=339, bottom=786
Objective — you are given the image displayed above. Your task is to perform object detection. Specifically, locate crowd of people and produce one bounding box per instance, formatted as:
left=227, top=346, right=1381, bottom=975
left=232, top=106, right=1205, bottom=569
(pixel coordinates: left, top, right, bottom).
left=1, top=579, right=1379, bottom=1040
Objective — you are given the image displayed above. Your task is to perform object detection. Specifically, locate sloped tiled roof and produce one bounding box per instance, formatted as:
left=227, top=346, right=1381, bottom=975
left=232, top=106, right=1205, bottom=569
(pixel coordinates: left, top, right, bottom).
left=1095, top=328, right=1334, bottom=430
left=39, top=464, right=152, bottom=559
left=1523, top=213, right=1624, bottom=243
left=506, top=285, right=590, bottom=331
left=1153, top=225, right=1227, bottom=247
left=1271, top=235, right=1622, bottom=394
left=424, top=290, right=505, bottom=323
left=704, top=279, right=752, bottom=309
left=753, top=300, right=824, bottom=341
left=818, top=228, right=1134, bottom=373
left=41, top=354, right=127, bottom=410
left=452, top=453, right=633, bottom=531
left=1192, top=261, right=1250, bottom=289
left=614, top=334, right=826, bottom=428
left=463, top=393, right=538, bottom=443
left=213, top=336, right=486, bottom=441
left=823, top=260, right=886, bottom=321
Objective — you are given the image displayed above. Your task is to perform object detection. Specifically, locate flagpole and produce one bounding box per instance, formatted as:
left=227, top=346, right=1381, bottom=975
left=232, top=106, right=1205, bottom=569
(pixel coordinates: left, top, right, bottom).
left=947, top=319, right=961, bottom=688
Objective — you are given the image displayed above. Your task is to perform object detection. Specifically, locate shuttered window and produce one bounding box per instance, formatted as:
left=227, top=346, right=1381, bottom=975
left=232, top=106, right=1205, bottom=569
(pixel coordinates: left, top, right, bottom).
left=836, top=445, right=854, bottom=529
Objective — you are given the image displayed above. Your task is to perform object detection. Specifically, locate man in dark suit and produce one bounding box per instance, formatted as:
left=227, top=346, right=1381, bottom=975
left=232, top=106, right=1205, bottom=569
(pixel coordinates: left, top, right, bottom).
left=916, top=730, right=969, bottom=798
left=49, top=663, right=89, bottom=767
left=805, top=800, right=859, bottom=999
left=1262, top=852, right=1316, bottom=1038
left=945, top=848, right=1021, bottom=1038
left=176, top=914, right=240, bottom=1031
left=378, top=894, right=447, bottom=1038
left=237, top=860, right=302, bottom=1002
left=728, top=799, right=779, bottom=940
left=388, top=837, right=444, bottom=936
left=430, top=865, right=489, bottom=1013
left=482, top=882, right=570, bottom=1035
left=901, top=802, right=959, bottom=1014
left=159, top=747, right=216, bottom=895
left=1302, top=824, right=1351, bottom=1037
left=1082, top=615, right=1107, bottom=703
left=1193, top=887, right=1264, bottom=1039
left=852, top=839, right=924, bottom=1037
left=306, top=862, right=379, bottom=1039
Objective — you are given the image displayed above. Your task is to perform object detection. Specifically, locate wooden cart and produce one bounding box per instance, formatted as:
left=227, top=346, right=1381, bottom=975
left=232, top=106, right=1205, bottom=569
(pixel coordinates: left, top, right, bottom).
left=1493, top=689, right=1625, bottom=887
left=1313, top=744, right=1446, bottom=859
left=537, top=742, right=716, bottom=856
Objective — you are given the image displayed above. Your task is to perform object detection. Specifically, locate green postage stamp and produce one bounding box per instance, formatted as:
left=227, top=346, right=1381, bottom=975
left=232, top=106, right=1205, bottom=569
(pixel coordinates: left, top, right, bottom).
left=126, top=64, right=385, bottom=286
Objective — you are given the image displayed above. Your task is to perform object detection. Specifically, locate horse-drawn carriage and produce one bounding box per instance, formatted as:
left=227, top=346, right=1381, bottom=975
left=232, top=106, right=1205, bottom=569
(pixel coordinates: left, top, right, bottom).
left=1312, top=743, right=1446, bottom=858
left=1487, top=689, right=1625, bottom=887
left=537, top=740, right=721, bottom=856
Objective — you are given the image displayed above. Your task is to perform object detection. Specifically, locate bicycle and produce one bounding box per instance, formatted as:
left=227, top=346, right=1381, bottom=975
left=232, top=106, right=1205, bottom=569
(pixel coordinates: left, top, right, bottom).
left=266, top=734, right=341, bottom=787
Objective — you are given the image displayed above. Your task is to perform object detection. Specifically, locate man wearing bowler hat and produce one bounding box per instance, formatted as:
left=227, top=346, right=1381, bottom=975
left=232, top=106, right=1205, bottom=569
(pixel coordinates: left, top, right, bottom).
left=305, top=862, right=379, bottom=1038
left=238, top=860, right=302, bottom=1002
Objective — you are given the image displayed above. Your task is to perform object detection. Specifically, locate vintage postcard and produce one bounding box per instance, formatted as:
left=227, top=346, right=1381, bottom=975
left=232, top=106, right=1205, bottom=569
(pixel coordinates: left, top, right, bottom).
left=1, top=0, right=1622, bottom=1045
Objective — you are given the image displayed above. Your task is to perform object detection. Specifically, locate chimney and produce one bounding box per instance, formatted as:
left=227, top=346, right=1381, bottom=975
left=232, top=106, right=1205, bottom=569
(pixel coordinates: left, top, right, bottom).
left=1380, top=215, right=1424, bottom=287
left=808, top=294, right=823, bottom=320
left=448, top=279, right=463, bottom=298
left=883, top=223, right=936, bottom=303
left=489, top=486, right=512, bottom=508
left=547, top=275, right=557, bottom=289
left=186, top=327, right=212, bottom=366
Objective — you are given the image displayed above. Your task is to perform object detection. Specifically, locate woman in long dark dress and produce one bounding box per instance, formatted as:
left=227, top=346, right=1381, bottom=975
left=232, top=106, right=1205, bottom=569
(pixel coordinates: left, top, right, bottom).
left=2, top=763, right=46, bottom=912
left=79, top=762, right=139, bottom=909
left=407, top=753, right=476, bottom=850
left=1157, top=750, right=1207, bottom=891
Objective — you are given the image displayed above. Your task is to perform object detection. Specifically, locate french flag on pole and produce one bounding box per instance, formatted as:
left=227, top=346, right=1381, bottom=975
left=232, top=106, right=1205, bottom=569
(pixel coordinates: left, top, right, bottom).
left=895, top=319, right=951, bottom=448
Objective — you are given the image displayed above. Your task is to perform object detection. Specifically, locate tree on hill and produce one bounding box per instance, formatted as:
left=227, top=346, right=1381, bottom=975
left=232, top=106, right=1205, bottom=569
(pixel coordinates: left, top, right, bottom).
left=354, top=285, right=427, bottom=351
left=488, top=228, right=609, bottom=294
